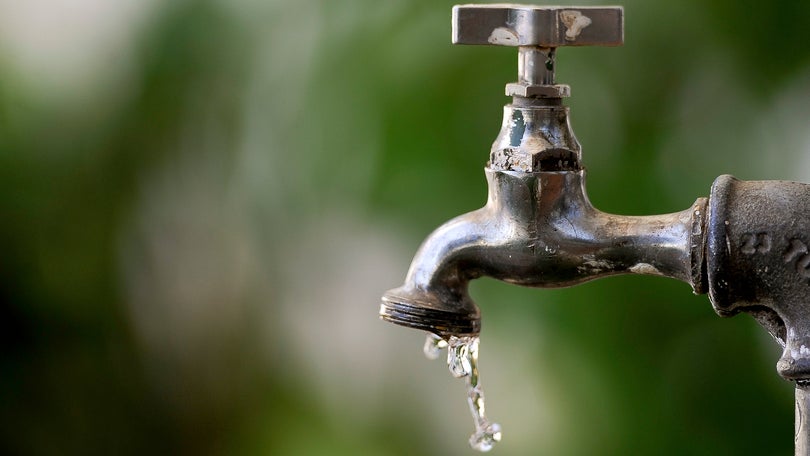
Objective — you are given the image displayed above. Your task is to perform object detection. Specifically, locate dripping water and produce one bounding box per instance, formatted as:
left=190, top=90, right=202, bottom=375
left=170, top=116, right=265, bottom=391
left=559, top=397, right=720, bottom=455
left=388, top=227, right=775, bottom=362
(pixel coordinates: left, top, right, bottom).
left=423, top=332, right=448, bottom=360
left=425, top=333, right=502, bottom=452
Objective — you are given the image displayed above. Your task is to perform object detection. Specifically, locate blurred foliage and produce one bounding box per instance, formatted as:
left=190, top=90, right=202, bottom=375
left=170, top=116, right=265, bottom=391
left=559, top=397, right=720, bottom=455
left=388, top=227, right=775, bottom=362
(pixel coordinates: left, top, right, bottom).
left=1, top=0, right=810, bottom=454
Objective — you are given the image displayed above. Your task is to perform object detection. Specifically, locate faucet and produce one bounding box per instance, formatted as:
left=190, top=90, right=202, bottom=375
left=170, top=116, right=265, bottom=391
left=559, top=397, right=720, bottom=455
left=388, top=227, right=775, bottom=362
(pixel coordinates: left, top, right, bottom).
left=380, top=5, right=810, bottom=454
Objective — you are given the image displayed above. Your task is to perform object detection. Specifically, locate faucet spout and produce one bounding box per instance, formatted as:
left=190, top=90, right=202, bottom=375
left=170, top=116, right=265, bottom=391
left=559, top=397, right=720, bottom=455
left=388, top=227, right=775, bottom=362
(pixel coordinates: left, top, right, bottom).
left=380, top=167, right=707, bottom=337
left=381, top=5, right=810, bottom=451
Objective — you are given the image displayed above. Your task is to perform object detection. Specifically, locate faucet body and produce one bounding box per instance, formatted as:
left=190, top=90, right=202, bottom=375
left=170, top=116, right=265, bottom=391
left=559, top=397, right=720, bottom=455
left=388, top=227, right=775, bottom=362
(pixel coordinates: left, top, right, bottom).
left=383, top=167, right=705, bottom=329
left=380, top=74, right=810, bottom=387
left=380, top=4, right=810, bottom=454
left=381, top=102, right=706, bottom=336
left=382, top=96, right=810, bottom=382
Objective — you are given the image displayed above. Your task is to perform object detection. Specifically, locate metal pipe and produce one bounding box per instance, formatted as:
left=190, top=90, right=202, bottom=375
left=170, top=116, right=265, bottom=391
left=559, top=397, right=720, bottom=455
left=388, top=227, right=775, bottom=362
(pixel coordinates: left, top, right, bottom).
left=518, top=47, right=555, bottom=85
left=384, top=3, right=810, bottom=452
left=797, top=385, right=810, bottom=455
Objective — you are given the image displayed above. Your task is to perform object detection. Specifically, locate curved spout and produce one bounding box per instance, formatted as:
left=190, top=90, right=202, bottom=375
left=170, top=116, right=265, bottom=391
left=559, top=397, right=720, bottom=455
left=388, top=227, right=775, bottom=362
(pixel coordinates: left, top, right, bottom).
left=380, top=168, right=707, bottom=336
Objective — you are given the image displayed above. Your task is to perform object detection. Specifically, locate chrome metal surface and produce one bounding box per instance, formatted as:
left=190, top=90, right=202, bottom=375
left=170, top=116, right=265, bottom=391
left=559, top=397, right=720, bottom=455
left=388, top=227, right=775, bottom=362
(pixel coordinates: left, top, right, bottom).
left=382, top=3, right=810, bottom=453
left=505, top=83, right=570, bottom=98
left=380, top=168, right=707, bottom=337
left=453, top=5, right=623, bottom=102
left=452, top=5, right=624, bottom=47
left=489, top=103, right=581, bottom=172
left=518, top=47, right=555, bottom=85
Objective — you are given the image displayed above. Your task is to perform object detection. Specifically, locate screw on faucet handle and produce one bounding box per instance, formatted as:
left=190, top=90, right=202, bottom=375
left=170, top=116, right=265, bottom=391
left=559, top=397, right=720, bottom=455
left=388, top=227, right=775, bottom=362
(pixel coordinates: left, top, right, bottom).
left=452, top=5, right=623, bottom=97
left=452, top=4, right=624, bottom=47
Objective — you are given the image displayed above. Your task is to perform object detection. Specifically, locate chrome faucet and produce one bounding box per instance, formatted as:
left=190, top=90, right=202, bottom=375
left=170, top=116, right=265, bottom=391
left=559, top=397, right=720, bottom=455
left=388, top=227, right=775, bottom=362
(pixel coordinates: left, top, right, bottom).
left=380, top=5, right=810, bottom=454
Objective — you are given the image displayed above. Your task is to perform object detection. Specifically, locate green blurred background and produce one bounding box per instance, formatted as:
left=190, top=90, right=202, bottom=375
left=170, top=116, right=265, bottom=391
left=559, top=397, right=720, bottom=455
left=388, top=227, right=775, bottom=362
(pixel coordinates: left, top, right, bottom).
left=2, top=0, right=810, bottom=454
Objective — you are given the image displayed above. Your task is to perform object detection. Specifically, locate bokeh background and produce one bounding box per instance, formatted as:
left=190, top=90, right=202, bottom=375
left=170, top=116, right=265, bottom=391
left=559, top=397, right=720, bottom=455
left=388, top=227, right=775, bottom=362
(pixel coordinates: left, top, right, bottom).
left=2, top=0, right=810, bottom=454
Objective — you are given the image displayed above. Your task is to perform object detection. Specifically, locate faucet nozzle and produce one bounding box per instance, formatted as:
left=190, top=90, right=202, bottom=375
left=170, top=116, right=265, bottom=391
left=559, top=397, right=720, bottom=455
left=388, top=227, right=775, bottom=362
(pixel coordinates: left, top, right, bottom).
left=380, top=286, right=480, bottom=336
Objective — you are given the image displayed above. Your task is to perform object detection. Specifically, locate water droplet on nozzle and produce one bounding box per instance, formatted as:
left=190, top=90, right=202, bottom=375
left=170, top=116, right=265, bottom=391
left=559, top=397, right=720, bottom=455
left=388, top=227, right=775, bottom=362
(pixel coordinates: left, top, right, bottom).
left=448, top=336, right=475, bottom=378
left=423, top=333, right=448, bottom=360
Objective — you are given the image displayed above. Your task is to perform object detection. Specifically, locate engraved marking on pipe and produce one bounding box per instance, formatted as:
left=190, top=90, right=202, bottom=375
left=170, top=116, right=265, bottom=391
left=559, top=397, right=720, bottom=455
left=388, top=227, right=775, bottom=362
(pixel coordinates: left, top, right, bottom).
left=784, top=239, right=808, bottom=262
left=560, top=11, right=592, bottom=41
left=488, top=27, right=519, bottom=45
left=784, top=238, right=810, bottom=279
left=740, top=232, right=772, bottom=255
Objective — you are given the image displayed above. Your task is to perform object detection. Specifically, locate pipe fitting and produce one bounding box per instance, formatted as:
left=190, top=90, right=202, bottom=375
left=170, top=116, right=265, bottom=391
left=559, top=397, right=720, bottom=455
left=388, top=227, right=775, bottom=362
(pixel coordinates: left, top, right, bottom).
left=706, top=175, right=810, bottom=382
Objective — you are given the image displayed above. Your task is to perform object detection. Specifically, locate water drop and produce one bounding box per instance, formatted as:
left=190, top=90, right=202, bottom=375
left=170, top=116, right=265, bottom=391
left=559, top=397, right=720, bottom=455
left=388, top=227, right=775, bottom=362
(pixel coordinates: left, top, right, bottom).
left=448, top=336, right=474, bottom=378
left=424, top=332, right=448, bottom=360
left=423, top=332, right=502, bottom=452
left=470, top=421, right=502, bottom=452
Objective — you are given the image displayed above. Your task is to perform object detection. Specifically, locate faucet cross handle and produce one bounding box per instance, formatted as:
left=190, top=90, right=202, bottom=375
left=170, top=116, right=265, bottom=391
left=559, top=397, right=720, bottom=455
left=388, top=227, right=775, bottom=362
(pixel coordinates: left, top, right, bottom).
left=452, top=4, right=623, bottom=97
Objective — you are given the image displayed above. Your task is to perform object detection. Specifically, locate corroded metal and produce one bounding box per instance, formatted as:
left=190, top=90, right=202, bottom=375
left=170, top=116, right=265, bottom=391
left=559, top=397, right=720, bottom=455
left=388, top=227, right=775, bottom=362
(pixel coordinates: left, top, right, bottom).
left=380, top=168, right=707, bottom=337
left=453, top=5, right=623, bottom=101
left=452, top=5, right=624, bottom=47
left=489, top=102, right=581, bottom=172
left=381, top=4, right=810, bottom=454
left=705, top=176, right=810, bottom=383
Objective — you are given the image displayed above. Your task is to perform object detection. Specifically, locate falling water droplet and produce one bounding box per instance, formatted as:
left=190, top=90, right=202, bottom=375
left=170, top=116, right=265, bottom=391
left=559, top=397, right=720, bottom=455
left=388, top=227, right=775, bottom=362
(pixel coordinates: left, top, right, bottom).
left=423, top=332, right=502, bottom=452
left=424, top=332, right=448, bottom=360
left=448, top=336, right=473, bottom=378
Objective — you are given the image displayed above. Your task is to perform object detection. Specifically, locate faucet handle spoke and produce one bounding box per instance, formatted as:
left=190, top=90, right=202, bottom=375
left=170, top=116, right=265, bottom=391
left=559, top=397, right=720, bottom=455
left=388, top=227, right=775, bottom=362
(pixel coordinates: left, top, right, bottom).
left=452, top=5, right=624, bottom=47
left=452, top=4, right=623, bottom=97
